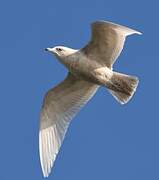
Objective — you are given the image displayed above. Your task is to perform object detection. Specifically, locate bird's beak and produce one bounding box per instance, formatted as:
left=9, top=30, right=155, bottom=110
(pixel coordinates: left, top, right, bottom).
left=45, top=47, right=52, bottom=52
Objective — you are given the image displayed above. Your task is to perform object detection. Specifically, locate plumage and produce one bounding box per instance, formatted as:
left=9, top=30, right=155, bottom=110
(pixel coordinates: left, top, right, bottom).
left=40, top=73, right=99, bottom=177
left=39, top=20, right=142, bottom=177
left=82, top=21, right=141, bottom=68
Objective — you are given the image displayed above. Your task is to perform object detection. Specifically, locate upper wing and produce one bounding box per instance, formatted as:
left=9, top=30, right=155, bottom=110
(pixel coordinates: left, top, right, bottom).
left=39, top=73, right=99, bottom=177
left=82, top=21, right=142, bottom=68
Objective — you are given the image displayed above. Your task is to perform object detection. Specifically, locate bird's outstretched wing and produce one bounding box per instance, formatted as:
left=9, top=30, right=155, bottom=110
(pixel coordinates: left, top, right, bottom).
left=39, top=73, right=99, bottom=177
left=82, top=21, right=142, bottom=68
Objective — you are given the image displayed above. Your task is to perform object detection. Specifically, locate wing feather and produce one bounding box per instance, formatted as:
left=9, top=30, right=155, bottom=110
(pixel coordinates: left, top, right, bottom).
left=82, top=21, right=142, bottom=68
left=39, top=73, right=99, bottom=177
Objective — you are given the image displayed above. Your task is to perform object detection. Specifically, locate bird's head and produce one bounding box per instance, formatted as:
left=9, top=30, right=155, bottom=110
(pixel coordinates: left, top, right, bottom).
left=45, top=46, right=77, bottom=60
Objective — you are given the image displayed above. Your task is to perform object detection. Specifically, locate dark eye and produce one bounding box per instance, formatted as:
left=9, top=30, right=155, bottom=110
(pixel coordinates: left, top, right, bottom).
left=56, top=48, right=63, bottom=52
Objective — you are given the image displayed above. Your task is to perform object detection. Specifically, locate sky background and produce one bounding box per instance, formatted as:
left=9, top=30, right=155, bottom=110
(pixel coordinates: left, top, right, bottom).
left=0, top=0, right=158, bottom=179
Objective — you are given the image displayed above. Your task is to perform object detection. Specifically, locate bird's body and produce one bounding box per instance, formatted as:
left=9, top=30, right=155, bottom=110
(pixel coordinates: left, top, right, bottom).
left=39, top=21, right=142, bottom=177
left=57, top=48, right=113, bottom=86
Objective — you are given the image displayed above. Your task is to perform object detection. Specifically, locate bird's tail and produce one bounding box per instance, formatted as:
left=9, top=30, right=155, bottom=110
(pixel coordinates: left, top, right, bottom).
left=106, top=71, right=139, bottom=104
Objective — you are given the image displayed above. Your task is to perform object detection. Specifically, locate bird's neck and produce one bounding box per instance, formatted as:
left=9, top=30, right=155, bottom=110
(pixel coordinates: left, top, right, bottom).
left=59, top=51, right=80, bottom=71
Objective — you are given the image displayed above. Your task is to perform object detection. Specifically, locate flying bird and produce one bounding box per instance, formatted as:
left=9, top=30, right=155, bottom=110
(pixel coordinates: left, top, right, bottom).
left=39, top=21, right=142, bottom=177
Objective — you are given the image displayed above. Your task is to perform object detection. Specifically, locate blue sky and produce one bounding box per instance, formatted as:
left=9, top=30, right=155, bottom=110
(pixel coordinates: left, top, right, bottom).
left=0, top=0, right=158, bottom=179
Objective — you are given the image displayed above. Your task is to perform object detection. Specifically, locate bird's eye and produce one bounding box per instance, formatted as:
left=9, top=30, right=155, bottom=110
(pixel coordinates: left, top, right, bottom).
left=56, top=48, right=63, bottom=52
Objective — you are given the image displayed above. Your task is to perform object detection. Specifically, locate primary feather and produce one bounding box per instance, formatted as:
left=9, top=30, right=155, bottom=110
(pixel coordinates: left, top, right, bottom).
left=39, top=73, right=99, bottom=177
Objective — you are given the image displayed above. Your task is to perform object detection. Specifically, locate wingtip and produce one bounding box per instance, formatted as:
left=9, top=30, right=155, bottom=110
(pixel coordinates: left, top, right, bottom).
left=92, top=20, right=143, bottom=36
left=42, top=164, right=52, bottom=178
left=43, top=173, right=49, bottom=178
left=136, top=31, right=143, bottom=35
left=39, top=130, right=53, bottom=178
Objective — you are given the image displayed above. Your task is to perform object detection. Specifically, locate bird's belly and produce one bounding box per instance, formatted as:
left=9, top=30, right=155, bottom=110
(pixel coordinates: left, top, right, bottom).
left=70, top=61, right=113, bottom=86
left=90, top=67, right=113, bottom=85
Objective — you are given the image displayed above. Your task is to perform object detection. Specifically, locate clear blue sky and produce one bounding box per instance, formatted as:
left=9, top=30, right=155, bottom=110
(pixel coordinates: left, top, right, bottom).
left=0, top=0, right=158, bottom=179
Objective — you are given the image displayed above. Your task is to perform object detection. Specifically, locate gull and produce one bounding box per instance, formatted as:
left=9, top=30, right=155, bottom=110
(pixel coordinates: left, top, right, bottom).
left=39, top=20, right=142, bottom=177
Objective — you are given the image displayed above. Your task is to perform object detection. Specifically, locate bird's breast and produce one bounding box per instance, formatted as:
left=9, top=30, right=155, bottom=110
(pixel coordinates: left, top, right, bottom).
left=62, top=52, right=113, bottom=85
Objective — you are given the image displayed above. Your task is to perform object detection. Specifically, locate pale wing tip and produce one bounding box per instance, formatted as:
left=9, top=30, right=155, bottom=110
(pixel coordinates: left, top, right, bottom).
left=39, top=130, right=55, bottom=178
left=134, top=31, right=142, bottom=35
left=43, top=173, right=50, bottom=178
left=92, top=20, right=143, bottom=36
left=42, top=163, right=53, bottom=178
